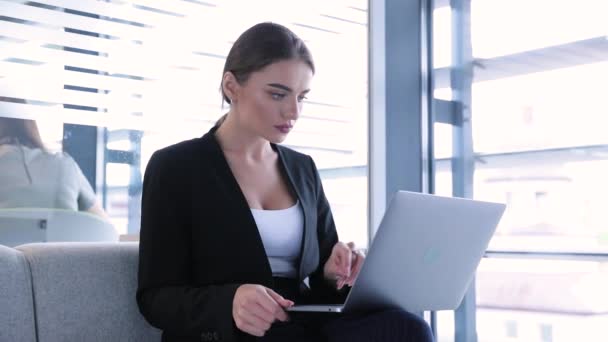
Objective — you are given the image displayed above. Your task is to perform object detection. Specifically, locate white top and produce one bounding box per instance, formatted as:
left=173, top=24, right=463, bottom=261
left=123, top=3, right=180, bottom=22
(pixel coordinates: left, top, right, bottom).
left=250, top=201, right=303, bottom=279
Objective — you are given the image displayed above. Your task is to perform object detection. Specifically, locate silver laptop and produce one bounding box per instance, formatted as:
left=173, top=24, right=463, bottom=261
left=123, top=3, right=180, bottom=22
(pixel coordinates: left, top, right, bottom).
left=288, top=191, right=506, bottom=314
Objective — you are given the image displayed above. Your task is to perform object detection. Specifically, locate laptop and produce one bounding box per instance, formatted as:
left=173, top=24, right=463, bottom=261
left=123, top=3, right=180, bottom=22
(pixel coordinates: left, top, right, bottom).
left=287, top=191, right=506, bottom=314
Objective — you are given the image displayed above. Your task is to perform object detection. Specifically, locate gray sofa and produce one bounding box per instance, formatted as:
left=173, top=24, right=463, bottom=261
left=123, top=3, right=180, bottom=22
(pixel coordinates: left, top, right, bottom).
left=0, top=242, right=161, bottom=342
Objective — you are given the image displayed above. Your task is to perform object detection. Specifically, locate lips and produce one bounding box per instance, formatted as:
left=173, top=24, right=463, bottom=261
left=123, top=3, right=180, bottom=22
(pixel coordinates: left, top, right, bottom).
left=274, top=124, right=292, bottom=134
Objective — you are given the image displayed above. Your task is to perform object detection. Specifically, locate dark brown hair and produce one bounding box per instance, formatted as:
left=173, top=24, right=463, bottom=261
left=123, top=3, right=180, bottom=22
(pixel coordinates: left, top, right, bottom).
left=0, top=117, right=45, bottom=150
left=216, top=22, right=314, bottom=126
left=0, top=96, right=45, bottom=149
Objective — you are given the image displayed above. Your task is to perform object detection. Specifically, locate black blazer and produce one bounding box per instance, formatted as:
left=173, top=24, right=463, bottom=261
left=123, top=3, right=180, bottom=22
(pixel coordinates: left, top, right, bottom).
left=137, top=126, right=347, bottom=342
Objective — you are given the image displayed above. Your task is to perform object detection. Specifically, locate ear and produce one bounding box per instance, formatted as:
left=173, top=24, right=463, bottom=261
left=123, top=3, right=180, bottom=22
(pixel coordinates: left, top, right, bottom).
left=222, top=72, right=240, bottom=104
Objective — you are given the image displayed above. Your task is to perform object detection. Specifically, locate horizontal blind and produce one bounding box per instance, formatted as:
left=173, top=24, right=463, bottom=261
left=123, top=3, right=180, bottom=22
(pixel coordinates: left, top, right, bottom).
left=0, top=0, right=368, bottom=167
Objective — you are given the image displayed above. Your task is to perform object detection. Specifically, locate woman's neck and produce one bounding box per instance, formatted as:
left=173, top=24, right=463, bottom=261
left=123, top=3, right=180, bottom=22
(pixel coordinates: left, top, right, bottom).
left=214, top=113, right=274, bottom=162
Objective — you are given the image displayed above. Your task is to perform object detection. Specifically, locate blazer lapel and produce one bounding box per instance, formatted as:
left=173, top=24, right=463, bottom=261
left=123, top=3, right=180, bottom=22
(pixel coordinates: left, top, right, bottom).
left=274, top=145, right=318, bottom=282
left=203, top=129, right=273, bottom=286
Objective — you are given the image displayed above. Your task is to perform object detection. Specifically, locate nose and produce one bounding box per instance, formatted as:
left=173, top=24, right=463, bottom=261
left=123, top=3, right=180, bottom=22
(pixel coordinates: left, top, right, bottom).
left=282, top=98, right=300, bottom=120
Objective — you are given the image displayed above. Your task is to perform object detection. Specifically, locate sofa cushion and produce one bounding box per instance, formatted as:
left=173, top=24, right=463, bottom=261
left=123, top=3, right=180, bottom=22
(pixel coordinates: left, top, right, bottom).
left=0, top=244, right=37, bottom=342
left=17, top=242, right=161, bottom=342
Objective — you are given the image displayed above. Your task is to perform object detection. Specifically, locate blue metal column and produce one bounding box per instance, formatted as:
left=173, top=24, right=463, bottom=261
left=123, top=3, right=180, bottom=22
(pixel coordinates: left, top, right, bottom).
left=369, top=0, right=434, bottom=237
left=450, top=0, right=476, bottom=341
left=369, top=0, right=435, bottom=333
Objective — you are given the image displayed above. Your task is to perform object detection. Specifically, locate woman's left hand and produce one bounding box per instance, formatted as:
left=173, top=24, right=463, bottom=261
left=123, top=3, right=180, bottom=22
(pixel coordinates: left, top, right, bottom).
left=323, top=241, right=365, bottom=290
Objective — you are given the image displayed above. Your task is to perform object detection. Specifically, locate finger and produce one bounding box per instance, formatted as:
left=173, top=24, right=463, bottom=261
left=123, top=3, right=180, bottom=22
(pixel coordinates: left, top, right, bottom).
left=354, top=253, right=364, bottom=272
left=237, top=307, right=272, bottom=335
left=345, top=242, right=358, bottom=278
left=265, top=289, right=292, bottom=322
left=342, top=247, right=353, bottom=277
left=254, top=291, right=281, bottom=317
left=247, top=301, right=276, bottom=325
left=346, top=252, right=365, bottom=285
left=333, top=243, right=351, bottom=275
left=238, top=321, right=266, bottom=337
left=267, top=288, right=294, bottom=308
left=239, top=301, right=275, bottom=326
left=246, top=308, right=274, bottom=330
left=328, top=259, right=347, bottom=279
left=325, top=243, right=352, bottom=285
left=331, top=242, right=351, bottom=277
left=254, top=294, right=283, bottom=323
left=263, top=291, right=291, bottom=324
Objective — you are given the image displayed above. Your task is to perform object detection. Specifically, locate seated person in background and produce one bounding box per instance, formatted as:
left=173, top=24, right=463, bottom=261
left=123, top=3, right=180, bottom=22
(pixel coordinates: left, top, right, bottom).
left=0, top=114, right=108, bottom=220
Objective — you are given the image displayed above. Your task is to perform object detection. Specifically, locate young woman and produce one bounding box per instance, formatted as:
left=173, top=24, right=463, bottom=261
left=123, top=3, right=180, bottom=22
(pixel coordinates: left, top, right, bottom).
left=137, top=22, right=433, bottom=342
left=0, top=115, right=107, bottom=219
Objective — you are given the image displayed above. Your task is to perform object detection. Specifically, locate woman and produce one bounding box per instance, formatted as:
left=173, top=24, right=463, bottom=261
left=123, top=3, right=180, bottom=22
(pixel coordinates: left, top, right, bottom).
left=137, top=22, right=433, bottom=342
left=0, top=115, right=107, bottom=219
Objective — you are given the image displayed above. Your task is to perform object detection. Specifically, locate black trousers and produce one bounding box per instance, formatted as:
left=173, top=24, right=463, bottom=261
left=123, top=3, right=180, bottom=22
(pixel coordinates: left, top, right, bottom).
left=258, top=309, right=434, bottom=342
left=256, top=278, right=434, bottom=342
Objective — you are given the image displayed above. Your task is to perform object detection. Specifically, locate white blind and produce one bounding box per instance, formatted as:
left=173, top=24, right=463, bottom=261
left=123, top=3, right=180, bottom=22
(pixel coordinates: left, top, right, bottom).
left=0, top=0, right=368, bottom=167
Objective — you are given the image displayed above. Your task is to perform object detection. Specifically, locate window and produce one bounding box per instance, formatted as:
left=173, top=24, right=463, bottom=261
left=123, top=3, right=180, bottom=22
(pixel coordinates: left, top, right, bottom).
left=0, top=0, right=369, bottom=244
left=433, top=0, right=608, bottom=340
left=469, top=0, right=608, bottom=341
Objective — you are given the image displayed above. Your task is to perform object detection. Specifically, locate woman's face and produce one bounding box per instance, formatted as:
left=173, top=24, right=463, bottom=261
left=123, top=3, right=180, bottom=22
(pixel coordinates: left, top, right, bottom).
left=231, top=59, right=313, bottom=144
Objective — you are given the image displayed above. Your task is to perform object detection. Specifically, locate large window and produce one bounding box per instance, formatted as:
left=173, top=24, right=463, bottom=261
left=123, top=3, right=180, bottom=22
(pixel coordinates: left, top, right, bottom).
left=473, top=63, right=608, bottom=253
left=0, top=0, right=369, bottom=244
left=434, top=0, right=608, bottom=341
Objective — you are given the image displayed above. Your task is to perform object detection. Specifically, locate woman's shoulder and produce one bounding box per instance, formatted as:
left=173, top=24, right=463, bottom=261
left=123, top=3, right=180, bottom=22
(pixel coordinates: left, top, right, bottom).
left=16, top=145, right=68, bottom=166
left=146, top=135, right=217, bottom=178
left=152, top=135, right=213, bottom=162
left=0, top=145, right=79, bottom=177
left=43, top=151, right=84, bottom=176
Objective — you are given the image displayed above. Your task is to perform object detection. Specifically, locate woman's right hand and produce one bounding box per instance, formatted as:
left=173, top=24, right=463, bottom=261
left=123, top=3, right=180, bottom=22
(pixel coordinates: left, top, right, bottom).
left=232, top=284, right=294, bottom=337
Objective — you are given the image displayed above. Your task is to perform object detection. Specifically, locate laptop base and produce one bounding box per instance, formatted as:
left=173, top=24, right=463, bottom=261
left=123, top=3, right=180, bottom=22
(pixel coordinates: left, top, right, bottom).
left=287, top=305, right=344, bottom=313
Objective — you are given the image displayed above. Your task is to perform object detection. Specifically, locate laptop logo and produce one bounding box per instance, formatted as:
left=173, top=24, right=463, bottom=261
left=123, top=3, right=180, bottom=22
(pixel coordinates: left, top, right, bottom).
left=423, top=247, right=441, bottom=265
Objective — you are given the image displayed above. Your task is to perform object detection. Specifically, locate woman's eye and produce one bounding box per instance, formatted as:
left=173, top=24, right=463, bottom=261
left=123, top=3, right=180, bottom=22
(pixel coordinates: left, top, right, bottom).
left=271, top=93, right=286, bottom=100
left=297, top=96, right=308, bottom=102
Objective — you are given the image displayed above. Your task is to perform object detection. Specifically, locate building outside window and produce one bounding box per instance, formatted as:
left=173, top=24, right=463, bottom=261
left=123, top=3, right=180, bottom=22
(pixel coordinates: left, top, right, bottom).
left=434, top=0, right=608, bottom=341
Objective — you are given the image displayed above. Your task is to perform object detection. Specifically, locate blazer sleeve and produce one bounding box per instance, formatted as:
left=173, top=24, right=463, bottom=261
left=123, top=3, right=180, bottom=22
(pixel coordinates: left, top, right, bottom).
left=306, top=156, right=350, bottom=304
left=136, top=150, right=241, bottom=340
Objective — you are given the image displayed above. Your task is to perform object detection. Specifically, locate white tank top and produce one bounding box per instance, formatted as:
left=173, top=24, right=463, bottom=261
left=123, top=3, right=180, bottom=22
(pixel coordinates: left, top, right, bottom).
left=250, top=201, right=303, bottom=278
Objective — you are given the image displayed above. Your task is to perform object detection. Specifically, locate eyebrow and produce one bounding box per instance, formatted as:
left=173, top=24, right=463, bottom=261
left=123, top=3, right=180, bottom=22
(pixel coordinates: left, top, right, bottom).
left=267, top=83, right=310, bottom=94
